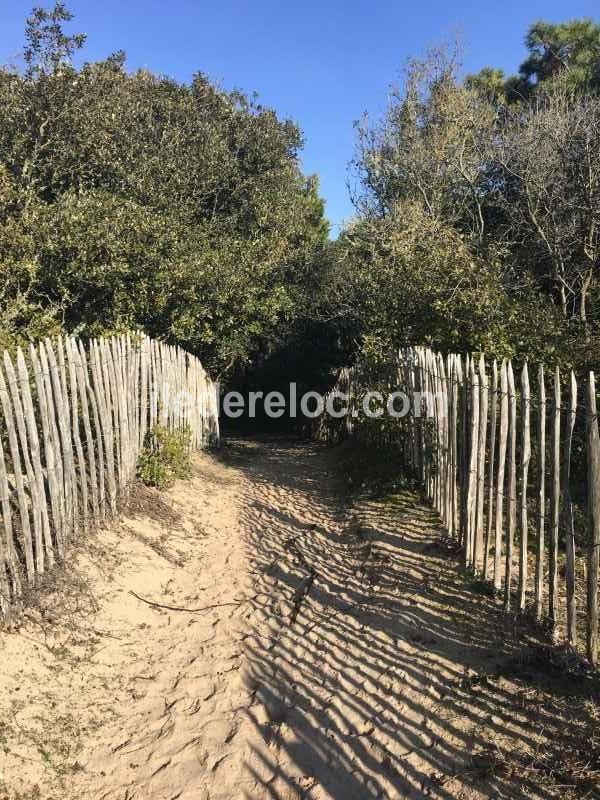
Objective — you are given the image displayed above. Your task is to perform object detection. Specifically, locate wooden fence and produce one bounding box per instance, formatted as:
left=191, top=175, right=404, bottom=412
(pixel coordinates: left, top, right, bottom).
left=322, top=346, right=600, bottom=666
left=0, top=333, right=219, bottom=613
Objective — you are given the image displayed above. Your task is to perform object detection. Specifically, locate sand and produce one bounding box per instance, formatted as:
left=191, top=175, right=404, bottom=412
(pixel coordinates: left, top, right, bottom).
left=0, top=437, right=596, bottom=800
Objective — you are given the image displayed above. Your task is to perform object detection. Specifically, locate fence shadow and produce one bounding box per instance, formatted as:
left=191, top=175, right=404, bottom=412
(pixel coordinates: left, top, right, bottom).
left=220, top=435, right=598, bottom=800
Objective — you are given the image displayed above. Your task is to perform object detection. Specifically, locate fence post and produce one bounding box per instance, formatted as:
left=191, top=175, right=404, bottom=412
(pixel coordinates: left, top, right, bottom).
left=0, top=363, right=35, bottom=583
left=0, top=400, right=21, bottom=600
left=587, top=371, right=600, bottom=664
left=466, top=361, right=480, bottom=569
left=518, top=363, right=531, bottom=611
left=549, top=366, right=561, bottom=625
left=475, top=355, right=488, bottom=574
left=494, top=360, right=508, bottom=591
left=438, top=353, right=449, bottom=527
left=535, top=365, right=546, bottom=621
left=484, top=360, right=498, bottom=580
left=562, top=372, right=577, bottom=645
left=446, top=354, right=457, bottom=537
left=504, top=361, right=517, bottom=611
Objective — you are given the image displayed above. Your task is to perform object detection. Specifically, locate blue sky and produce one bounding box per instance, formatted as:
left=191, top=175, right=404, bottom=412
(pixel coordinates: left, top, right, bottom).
left=1, top=0, right=598, bottom=235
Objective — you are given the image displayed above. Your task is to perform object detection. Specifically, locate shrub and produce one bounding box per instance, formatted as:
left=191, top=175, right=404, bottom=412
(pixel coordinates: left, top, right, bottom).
left=137, top=425, right=191, bottom=490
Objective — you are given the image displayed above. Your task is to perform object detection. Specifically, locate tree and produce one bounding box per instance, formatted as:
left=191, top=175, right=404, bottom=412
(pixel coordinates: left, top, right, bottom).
left=353, top=47, right=499, bottom=250
left=345, top=31, right=595, bottom=367
left=0, top=166, right=62, bottom=350
left=496, top=92, right=600, bottom=323
left=331, top=202, right=567, bottom=366
left=520, top=20, right=600, bottom=93
left=23, top=2, right=86, bottom=77
left=467, top=19, right=600, bottom=102
left=0, top=3, right=329, bottom=376
left=464, top=67, right=508, bottom=104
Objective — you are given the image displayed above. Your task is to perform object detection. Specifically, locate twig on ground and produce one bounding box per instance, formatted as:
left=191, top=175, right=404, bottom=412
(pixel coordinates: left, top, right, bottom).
left=129, top=590, right=253, bottom=613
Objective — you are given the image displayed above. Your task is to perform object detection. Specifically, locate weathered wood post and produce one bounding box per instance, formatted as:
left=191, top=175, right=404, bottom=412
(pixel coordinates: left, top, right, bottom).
left=587, top=371, right=600, bottom=664
left=484, top=360, right=498, bottom=580
left=549, top=367, right=561, bottom=625
left=494, top=360, right=508, bottom=591
left=535, top=365, right=546, bottom=621
left=504, top=361, right=517, bottom=611
left=562, top=372, right=577, bottom=645
left=518, top=363, right=531, bottom=611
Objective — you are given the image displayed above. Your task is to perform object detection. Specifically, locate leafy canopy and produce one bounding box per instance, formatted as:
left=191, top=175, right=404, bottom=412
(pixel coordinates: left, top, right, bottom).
left=0, top=3, right=329, bottom=377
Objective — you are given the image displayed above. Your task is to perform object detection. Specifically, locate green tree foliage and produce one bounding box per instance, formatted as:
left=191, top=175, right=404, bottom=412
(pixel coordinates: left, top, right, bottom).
left=467, top=19, right=600, bottom=102
left=520, top=19, right=600, bottom=93
left=496, top=93, right=600, bottom=323
left=0, top=3, right=328, bottom=376
left=331, top=203, right=569, bottom=367
left=343, top=27, right=598, bottom=374
left=0, top=166, right=63, bottom=350
left=353, top=50, right=497, bottom=246
left=23, top=1, right=86, bottom=77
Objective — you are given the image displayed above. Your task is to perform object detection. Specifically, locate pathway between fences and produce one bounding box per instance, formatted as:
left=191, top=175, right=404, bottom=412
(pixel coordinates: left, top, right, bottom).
left=2, top=437, right=597, bottom=800
left=1, top=340, right=600, bottom=799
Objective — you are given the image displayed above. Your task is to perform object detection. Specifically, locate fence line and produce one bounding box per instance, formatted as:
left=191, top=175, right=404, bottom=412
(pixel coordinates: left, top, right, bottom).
left=321, top=346, right=600, bottom=666
left=0, top=333, right=219, bottom=613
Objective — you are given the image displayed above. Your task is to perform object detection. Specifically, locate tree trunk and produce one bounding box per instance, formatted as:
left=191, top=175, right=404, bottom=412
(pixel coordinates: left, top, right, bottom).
left=559, top=283, right=567, bottom=317
left=580, top=288, right=588, bottom=323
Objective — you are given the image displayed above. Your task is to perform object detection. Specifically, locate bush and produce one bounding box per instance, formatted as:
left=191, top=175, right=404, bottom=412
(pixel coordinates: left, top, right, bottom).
left=137, top=425, right=192, bottom=490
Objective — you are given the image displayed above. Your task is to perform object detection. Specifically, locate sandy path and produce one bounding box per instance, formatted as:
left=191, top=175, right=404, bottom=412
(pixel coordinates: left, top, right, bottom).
left=1, top=448, right=259, bottom=800
left=227, top=438, right=593, bottom=800
left=0, top=437, right=595, bottom=800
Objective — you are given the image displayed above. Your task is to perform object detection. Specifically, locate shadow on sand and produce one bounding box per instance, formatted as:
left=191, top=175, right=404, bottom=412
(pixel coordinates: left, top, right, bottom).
left=219, top=435, right=599, bottom=800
